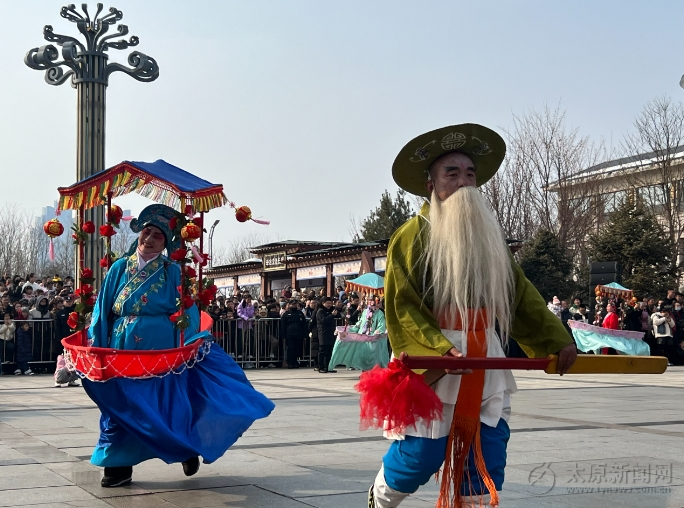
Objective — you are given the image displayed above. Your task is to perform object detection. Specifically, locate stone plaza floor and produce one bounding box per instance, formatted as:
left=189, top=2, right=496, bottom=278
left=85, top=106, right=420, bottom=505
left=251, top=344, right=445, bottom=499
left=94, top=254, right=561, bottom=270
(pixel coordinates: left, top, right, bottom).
left=1, top=366, right=684, bottom=507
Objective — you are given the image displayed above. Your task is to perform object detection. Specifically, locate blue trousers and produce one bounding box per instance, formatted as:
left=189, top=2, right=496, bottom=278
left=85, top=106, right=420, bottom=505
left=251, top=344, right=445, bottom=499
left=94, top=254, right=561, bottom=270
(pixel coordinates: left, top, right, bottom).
left=382, top=418, right=510, bottom=495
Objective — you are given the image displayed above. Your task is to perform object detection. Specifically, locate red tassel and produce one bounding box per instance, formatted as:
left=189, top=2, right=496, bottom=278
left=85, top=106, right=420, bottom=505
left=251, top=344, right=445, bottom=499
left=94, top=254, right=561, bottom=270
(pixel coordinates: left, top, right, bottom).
left=355, top=359, right=443, bottom=433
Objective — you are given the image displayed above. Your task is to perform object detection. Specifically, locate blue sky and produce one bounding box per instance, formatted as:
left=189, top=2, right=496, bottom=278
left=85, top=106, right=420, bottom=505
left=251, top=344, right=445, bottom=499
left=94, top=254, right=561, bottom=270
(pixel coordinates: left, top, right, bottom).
left=2, top=0, right=684, bottom=249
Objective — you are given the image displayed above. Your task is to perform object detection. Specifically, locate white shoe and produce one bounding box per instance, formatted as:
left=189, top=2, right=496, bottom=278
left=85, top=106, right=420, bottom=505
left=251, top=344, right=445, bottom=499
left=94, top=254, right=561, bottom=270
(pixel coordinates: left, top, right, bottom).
left=67, top=380, right=80, bottom=387
left=267, top=363, right=276, bottom=368
left=14, top=369, right=21, bottom=375
left=244, top=362, right=255, bottom=369
left=54, top=382, right=67, bottom=388
left=237, top=355, right=243, bottom=360
left=24, top=369, right=34, bottom=376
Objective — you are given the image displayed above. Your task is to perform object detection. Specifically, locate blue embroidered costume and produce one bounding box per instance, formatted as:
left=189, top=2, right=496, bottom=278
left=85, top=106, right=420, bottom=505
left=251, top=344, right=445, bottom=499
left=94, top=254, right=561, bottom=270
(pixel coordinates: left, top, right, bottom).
left=90, top=252, right=189, bottom=350
left=81, top=204, right=274, bottom=476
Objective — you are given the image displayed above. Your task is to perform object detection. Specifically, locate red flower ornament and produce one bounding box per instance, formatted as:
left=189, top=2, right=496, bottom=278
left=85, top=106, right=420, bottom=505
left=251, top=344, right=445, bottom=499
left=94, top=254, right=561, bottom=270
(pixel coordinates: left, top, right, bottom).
left=183, top=295, right=195, bottom=309
left=82, top=221, right=95, bottom=234
left=99, top=224, right=116, bottom=237
left=170, top=248, right=188, bottom=262
left=67, top=312, right=80, bottom=329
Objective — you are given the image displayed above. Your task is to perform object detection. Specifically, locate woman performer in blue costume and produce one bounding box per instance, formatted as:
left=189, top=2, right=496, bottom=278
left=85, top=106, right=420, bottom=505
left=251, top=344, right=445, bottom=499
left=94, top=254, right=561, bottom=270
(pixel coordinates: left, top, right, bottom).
left=84, top=204, right=274, bottom=488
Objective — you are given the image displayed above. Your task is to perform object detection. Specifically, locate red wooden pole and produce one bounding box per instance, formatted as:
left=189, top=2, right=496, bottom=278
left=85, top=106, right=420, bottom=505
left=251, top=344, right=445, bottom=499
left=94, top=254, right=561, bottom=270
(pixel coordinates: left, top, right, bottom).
left=78, top=206, right=85, bottom=287
left=106, top=193, right=113, bottom=269
left=198, top=211, right=205, bottom=294
left=399, top=354, right=551, bottom=371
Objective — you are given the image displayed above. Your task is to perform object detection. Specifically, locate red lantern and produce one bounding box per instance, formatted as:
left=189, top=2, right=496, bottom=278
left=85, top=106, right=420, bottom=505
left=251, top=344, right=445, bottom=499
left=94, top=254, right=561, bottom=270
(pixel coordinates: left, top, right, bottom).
left=43, top=218, right=65, bottom=261
left=181, top=223, right=202, bottom=242
left=108, top=204, right=124, bottom=224
left=235, top=206, right=251, bottom=223
left=43, top=218, right=64, bottom=239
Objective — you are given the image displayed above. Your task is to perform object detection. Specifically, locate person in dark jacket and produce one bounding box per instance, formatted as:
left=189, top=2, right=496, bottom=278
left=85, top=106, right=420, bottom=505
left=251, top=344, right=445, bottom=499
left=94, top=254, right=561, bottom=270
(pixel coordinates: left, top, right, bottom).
left=0, top=295, right=14, bottom=320
left=316, top=297, right=339, bottom=373
left=346, top=294, right=361, bottom=326
left=280, top=300, right=307, bottom=369
left=7, top=277, right=23, bottom=304
left=53, top=298, right=72, bottom=359
left=306, top=300, right=319, bottom=369
left=14, top=322, right=34, bottom=375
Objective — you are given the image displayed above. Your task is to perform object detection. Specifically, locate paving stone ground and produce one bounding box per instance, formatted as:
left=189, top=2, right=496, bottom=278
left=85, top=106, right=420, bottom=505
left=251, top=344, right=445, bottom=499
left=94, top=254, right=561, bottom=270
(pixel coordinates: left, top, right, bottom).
left=0, top=366, right=683, bottom=507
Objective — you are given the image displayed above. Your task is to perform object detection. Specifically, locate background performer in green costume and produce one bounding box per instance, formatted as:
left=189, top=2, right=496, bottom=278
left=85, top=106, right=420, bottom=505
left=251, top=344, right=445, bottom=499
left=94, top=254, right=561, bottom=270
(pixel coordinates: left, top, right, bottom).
left=368, top=124, right=577, bottom=508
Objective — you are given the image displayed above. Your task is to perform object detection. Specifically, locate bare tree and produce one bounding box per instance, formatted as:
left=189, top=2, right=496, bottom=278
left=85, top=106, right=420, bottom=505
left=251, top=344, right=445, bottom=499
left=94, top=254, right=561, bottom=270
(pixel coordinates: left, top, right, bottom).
left=111, top=221, right=136, bottom=257
left=0, top=205, right=76, bottom=278
left=622, top=96, right=684, bottom=278
left=482, top=105, right=608, bottom=266
left=212, top=232, right=277, bottom=266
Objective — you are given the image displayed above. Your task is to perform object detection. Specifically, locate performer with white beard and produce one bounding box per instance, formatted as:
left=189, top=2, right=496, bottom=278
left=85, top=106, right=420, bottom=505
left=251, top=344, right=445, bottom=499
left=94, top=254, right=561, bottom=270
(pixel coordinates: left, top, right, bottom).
left=368, top=124, right=577, bottom=508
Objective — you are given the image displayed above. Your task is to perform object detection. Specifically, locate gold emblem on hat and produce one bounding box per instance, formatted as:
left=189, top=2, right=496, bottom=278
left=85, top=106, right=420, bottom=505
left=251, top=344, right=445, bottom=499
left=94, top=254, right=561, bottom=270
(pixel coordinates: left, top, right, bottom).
left=441, top=132, right=467, bottom=150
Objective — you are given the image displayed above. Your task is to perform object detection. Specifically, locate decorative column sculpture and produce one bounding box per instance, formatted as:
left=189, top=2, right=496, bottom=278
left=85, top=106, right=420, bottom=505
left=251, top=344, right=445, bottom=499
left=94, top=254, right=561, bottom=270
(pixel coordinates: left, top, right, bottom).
left=25, top=3, right=159, bottom=282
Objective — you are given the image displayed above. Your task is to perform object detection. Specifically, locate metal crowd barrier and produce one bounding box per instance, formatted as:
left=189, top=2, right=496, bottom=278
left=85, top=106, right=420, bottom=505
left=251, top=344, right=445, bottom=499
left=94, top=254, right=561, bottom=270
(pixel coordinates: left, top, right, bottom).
left=0, top=319, right=61, bottom=373
left=0, top=315, right=352, bottom=373
left=211, top=317, right=302, bottom=369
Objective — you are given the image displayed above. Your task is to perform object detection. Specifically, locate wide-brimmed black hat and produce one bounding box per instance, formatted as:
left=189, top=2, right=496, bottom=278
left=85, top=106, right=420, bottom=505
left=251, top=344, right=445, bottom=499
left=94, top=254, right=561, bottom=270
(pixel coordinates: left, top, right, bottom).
left=392, top=123, right=506, bottom=197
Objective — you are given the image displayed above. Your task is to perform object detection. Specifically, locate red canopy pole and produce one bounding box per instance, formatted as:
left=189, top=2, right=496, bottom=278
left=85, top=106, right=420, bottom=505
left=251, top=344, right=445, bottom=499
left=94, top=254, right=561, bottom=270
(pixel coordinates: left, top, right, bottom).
left=198, top=211, right=205, bottom=294
left=400, top=354, right=551, bottom=371
left=106, top=193, right=113, bottom=270
left=78, top=205, right=85, bottom=287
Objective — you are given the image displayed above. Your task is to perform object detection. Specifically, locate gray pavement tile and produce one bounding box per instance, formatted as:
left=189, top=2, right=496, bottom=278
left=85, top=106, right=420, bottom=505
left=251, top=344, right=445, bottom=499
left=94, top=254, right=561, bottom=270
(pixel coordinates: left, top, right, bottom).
left=296, top=490, right=434, bottom=507
left=43, top=461, right=100, bottom=474
left=64, top=501, right=113, bottom=507
left=0, top=486, right=97, bottom=507
left=78, top=481, right=151, bottom=499
left=102, top=494, right=181, bottom=507
left=1, top=368, right=684, bottom=507
left=156, top=485, right=311, bottom=507
left=307, top=462, right=380, bottom=482
left=237, top=470, right=371, bottom=498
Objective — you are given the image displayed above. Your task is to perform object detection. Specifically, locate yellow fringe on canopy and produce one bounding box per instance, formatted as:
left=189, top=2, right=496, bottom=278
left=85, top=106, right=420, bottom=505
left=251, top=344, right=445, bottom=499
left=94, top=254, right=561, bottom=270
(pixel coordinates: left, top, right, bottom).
left=57, top=166, right=228, bottom=213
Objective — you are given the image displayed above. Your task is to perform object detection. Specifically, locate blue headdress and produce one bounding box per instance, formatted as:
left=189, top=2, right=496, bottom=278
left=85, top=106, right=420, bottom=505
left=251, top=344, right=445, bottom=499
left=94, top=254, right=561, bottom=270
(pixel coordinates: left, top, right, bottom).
left=127, top=204, right=182, bottom=256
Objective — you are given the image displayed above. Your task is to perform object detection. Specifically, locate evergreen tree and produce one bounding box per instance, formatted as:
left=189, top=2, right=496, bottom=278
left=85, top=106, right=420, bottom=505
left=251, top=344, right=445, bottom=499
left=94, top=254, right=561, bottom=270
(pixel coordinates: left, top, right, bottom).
left=588, top=200, right=676, bottom=298
left=355, top=189, right=415, bottom=242
left=518, top=229, right=576, bottom=302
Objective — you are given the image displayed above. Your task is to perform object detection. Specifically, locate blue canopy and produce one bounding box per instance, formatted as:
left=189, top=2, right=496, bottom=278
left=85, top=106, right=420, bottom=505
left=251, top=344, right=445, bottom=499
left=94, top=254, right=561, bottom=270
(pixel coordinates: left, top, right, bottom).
left=57, top=159, right=227, bottom=212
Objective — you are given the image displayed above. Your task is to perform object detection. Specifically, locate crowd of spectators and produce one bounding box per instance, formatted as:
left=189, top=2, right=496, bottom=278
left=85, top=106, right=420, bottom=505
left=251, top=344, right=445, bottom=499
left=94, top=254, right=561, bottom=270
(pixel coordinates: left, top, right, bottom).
left=206, top=285, right=382, bottom=372
left=0, top=273, right=384, bottom=375
left=0, top=272, right=76, bottom=374
left=548, top=288, right=684, bottom=366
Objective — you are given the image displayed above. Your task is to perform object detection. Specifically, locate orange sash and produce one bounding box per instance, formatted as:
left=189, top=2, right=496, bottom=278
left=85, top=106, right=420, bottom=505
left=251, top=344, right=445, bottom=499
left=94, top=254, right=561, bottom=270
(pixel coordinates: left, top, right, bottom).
left=436, top=309, right=498, bottom=508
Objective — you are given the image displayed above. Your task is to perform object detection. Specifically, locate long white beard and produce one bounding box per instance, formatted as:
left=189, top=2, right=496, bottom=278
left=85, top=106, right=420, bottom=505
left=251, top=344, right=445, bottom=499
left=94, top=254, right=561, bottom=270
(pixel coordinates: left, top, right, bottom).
left=427, top=186, right=515, bottom=343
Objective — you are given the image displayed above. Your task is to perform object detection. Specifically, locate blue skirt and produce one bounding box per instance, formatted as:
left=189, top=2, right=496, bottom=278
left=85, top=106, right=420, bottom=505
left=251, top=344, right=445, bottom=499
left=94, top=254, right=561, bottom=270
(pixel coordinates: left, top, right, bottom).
left=82, top=345, right=275, bottom=467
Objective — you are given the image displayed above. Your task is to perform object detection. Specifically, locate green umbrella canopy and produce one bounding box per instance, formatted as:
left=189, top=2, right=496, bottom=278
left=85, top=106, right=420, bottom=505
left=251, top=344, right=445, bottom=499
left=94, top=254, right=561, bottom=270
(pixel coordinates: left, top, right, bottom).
left=604, top=282, right=630, bottom=291
left=347, top=273, right=384, bottom=289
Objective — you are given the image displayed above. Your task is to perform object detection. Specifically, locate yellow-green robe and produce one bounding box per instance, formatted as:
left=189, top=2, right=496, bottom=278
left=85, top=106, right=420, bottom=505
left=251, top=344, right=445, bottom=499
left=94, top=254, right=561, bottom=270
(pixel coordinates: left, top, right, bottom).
left=385, top=203, right=572, bottom=362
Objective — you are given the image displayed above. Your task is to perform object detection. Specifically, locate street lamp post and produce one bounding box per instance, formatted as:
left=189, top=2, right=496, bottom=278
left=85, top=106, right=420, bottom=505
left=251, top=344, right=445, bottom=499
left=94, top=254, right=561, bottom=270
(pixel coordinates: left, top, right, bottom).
left=25, top=3, right=159, bottom=282
left=209, top=220, right=220, bottom=270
